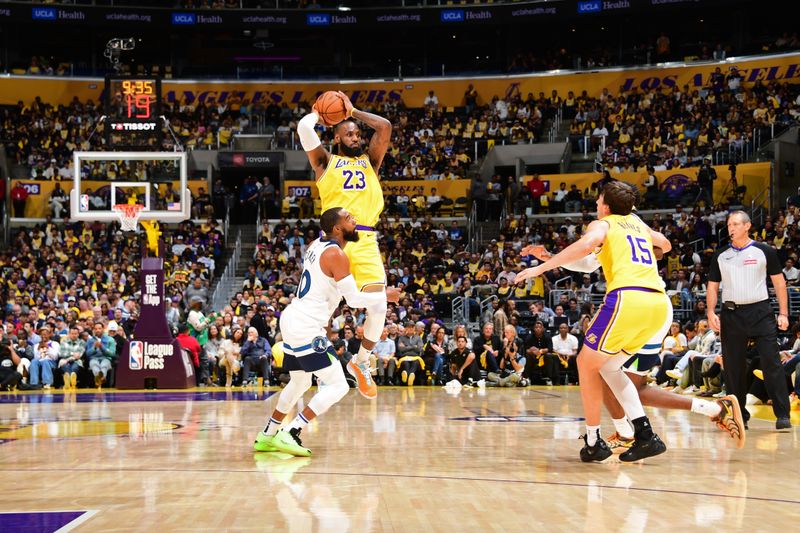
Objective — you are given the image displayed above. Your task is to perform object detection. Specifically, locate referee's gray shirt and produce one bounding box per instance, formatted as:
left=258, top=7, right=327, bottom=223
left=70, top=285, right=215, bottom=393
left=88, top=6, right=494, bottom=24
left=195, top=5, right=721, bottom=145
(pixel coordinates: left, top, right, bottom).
left=708, top=241, right=782, bottom=305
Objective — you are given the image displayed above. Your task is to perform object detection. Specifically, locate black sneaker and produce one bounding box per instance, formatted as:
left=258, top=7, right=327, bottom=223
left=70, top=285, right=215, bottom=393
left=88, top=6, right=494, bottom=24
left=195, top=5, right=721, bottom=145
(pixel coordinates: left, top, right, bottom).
left=579, top=432, right=613, bottom=463
left=619, top=433, right=667, bottom=462
left=288, top=427, right=304, bottom=445
left=776, top=417, right=792, bottom=431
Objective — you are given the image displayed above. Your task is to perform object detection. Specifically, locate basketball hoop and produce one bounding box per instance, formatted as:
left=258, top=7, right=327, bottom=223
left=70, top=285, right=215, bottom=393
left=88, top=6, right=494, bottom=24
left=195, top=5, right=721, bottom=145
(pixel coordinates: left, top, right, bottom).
left=113, top=204, right=144, bottom=232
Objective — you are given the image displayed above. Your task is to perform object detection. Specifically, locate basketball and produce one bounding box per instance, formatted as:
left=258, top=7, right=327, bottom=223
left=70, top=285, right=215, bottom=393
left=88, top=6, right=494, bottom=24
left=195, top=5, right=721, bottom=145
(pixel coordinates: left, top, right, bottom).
left=315, top=91, right=348, bottom=125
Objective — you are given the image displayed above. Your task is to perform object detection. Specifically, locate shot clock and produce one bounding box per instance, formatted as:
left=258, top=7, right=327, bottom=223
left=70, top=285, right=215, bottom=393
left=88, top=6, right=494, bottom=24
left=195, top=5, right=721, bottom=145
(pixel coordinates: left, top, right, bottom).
left=105, top=76, right=163, bottom=149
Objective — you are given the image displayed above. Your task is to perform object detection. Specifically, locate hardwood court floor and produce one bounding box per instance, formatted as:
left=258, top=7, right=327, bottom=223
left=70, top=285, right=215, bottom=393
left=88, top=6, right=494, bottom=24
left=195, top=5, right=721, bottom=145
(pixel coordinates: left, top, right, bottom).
left=1, top=385, right=798, bottom=532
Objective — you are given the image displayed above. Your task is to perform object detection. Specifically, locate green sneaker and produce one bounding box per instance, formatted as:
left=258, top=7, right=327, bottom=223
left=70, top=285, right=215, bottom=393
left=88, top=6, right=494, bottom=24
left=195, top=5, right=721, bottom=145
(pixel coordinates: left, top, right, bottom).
left=271, top=428, right=311, bottom=457
left=253, top=431, right=277, bottom=452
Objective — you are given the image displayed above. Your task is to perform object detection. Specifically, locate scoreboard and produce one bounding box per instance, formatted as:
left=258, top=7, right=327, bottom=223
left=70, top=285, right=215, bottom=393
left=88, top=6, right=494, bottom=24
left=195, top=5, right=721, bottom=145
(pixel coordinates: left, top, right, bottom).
left=105, top=76, right=163, bottom=149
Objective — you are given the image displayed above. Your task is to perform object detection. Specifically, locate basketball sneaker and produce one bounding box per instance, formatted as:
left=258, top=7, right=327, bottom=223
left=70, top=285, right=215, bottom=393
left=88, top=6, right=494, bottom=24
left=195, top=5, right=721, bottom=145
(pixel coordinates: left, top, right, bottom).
left=347, top=359, right=377, bottom=400
left=619, top=433, right=667, bottom=462
left=606, top=432, right=635, bottom=454
left=272, top=428, right=311, bottom=457
left=711, top=395, right=746, bottom=449
left=666, top=369, right=683, bottom=381
left=253, top=431, right=278, bottom=453
left=753, top=369, right=764, bottom=380
left=579, top=431, right=613, bottom=463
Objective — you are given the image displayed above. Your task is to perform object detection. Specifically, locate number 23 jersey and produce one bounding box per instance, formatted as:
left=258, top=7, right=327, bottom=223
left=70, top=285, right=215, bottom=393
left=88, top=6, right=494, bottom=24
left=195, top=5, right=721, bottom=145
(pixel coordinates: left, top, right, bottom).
left=596, top=214, right=664, bottom=293
left=317, top=154, right=384, bottom=227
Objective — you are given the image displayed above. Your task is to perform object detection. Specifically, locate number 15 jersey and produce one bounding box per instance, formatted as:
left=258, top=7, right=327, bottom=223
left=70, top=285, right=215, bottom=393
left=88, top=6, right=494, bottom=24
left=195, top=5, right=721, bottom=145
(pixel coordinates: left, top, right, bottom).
left=317, top=154, right=384, bottom=227
left=596, top=214, right=665, bottom=293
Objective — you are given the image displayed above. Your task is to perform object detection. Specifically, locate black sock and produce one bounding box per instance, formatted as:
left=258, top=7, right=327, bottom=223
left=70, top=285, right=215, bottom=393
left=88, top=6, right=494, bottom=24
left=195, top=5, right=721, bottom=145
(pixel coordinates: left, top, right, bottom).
left=631, top=416, right=654, bottom=440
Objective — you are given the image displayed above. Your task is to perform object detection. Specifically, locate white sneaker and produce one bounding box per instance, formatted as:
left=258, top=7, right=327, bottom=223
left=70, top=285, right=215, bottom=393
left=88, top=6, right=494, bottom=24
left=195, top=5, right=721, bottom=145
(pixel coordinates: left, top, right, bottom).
left=713, top=390, right=727, bottom=399
left=745, top=393, right=762, bottom=405
left=680, top=385, right=696, bottom=395
left=672, top=386, right=684, bottom=394
left=666, top=369, right=683, bottom=380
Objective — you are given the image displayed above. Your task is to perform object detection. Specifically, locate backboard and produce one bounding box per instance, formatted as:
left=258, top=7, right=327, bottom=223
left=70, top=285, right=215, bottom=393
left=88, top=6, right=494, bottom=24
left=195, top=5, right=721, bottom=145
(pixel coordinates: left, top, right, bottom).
left=70, top=151, right=191, bottom=224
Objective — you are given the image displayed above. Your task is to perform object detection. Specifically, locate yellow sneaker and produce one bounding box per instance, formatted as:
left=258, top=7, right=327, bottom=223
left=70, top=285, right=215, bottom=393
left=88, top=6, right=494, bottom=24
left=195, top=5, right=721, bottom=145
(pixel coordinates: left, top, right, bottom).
left=753, top=369, right=764, bottom=380
left=606, top=431, right=635, bottom=454
left=347, top=359, right=377, bottom=400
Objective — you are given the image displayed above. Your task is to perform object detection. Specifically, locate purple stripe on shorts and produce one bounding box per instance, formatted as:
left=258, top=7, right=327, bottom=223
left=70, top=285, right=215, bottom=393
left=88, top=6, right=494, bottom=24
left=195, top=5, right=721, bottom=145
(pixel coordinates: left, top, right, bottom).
left=584, top=289, right=620, bottom=351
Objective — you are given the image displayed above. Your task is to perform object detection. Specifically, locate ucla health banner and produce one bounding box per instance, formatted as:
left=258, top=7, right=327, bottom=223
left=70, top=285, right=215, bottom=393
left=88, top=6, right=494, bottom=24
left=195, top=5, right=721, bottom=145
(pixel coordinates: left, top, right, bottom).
left=1, top=52, right=799, bottom=109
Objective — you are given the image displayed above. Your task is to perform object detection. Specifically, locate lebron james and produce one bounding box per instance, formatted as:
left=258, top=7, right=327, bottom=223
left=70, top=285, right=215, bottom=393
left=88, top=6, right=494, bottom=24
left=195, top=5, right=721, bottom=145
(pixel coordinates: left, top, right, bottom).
left=297, top=91, right=392, bottom=400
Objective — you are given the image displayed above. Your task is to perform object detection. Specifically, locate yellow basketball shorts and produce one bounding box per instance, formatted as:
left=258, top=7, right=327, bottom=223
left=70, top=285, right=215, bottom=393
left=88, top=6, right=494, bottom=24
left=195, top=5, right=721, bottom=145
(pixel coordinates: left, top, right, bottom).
left=584, top=287, right=670, bottom=356
left=343, top=230, right=385, bottom=289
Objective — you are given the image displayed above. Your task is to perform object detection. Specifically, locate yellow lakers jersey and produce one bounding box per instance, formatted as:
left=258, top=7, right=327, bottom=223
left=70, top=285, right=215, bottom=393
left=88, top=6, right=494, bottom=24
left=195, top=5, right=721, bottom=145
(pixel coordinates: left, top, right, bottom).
left=596, top=214, right=664, bottom=293
left=317, top=154, right=384, bottom=227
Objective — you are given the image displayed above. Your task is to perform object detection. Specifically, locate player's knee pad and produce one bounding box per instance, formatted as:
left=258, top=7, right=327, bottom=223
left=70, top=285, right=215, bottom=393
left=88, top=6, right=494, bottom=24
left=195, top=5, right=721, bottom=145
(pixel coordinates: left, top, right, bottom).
left=276, top=371, right=313, bottom=413
left=363, top=298, right=388, bottom=342
left=308, top=364, right=349, bottom=416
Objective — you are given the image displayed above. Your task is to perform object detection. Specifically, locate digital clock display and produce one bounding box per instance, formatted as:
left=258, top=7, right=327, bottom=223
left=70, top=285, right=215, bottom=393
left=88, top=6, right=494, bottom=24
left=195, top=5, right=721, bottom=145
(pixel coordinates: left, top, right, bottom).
left=105, top=76, right=163, bottom=149
left=120, top=80, right=156, bottom=119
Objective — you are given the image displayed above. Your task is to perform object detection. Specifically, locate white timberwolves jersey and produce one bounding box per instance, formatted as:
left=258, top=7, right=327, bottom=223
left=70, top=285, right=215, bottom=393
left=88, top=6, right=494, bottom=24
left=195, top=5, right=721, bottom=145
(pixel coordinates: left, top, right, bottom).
left=288, top=238, right=342, bottom=329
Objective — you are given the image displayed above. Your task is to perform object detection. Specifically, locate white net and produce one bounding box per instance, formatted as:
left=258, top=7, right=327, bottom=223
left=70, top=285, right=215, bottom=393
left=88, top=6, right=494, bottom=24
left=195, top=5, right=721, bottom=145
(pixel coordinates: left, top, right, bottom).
left=113, top=204, right=144, bottom=232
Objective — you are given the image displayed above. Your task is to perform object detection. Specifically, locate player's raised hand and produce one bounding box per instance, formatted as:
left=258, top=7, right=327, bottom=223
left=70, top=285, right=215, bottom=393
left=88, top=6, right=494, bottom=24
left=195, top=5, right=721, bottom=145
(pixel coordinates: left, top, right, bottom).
left=520, top=245, right=552, bottom=261
left=336, top=91, right=355, bottom=118
left=385, top=286, right=401, bottom=304
left=513, top=266, right=542, bottom=285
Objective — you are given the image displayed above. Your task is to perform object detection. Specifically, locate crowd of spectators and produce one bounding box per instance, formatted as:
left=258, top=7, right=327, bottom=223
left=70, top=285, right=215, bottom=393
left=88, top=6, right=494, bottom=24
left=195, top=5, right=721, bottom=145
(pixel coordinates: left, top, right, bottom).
left=3, top=189, right=800, bottom=395
left=569, top=79, right=800, bottom=172
left=0, top=217, right=225, bottom=389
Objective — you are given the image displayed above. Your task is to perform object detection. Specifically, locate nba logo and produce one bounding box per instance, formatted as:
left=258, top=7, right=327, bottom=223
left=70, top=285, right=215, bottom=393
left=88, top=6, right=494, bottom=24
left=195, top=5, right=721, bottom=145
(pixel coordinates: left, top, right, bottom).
left=80, top=194, right=89, bottom=212
left=129, top=341, right=143, bottom=370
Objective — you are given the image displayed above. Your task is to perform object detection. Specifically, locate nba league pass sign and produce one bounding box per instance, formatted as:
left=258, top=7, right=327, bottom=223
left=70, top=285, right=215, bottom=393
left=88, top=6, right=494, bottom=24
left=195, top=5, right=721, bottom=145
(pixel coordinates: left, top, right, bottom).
left=117, top=257, right=195, bottom=389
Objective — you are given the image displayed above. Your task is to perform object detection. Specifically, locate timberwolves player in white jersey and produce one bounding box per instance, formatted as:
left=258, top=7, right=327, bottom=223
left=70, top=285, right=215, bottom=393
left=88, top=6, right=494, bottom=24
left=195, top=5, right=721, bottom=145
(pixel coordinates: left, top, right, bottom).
left=254, top=207, right=400, bottom=457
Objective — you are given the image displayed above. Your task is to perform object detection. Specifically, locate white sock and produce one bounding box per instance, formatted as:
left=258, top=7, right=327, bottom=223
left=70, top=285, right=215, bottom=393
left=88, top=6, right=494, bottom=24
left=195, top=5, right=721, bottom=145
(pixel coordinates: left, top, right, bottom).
left=691, top=398, right=722, bottom=418
left=288, top=412, right=310, bottom=432
left=264, top=416, right=281, bottom=437
left=586, top=425, right=600, bottom=446
left=356, top=345, right=371, bottom=364
left=612, top=417, right=634, bottom=439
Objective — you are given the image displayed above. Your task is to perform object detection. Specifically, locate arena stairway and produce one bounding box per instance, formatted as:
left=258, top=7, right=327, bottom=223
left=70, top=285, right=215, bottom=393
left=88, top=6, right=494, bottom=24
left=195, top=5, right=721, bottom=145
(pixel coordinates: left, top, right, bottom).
left=230, top=224, right=259, bottom=289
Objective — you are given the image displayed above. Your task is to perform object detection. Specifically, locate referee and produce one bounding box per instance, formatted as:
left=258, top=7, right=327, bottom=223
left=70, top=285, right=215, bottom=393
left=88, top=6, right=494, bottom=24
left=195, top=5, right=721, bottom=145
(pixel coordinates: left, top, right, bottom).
left=707, top=211, right=791, bottom=430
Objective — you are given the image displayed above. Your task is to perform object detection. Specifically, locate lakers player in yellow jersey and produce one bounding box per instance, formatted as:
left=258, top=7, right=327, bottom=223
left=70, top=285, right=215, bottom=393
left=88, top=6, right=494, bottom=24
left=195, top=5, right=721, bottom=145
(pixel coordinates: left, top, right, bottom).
left=515, top=181, right=673, bottom=463
left=297, top=91, right=391, bottom=400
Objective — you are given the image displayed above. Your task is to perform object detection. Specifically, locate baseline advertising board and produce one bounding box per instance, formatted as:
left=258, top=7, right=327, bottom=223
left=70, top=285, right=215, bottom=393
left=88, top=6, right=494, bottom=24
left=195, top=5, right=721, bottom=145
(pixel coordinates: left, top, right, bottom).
left=1, top=53, right=798, bottom=109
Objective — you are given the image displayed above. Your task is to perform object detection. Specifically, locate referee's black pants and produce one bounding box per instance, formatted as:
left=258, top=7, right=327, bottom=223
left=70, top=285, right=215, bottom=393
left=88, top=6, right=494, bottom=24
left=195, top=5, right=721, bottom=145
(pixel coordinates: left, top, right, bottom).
left=721, top=300, right=790, bottom=422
